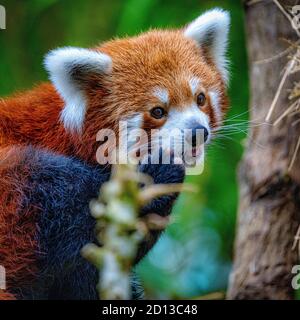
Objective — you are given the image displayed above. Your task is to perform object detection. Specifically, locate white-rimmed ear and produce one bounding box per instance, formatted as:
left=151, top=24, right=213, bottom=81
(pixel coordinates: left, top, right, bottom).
left=184, top=8, right=230, bottom=83
left=44, top=47, right=112, bottom=132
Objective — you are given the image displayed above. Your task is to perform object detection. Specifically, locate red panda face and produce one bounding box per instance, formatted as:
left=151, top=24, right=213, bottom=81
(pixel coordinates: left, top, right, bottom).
left=44, top=9, right=230, bottom=166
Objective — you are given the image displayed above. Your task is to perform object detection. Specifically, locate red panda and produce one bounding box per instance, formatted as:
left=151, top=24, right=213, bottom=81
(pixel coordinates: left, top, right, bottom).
left=0, top=9, right=230, bottom=299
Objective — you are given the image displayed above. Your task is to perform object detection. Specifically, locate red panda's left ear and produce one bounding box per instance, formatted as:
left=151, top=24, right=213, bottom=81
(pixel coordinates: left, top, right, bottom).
left=44, top=47, right=112, bottom=132
left=184, top=8, right=230, bottom=84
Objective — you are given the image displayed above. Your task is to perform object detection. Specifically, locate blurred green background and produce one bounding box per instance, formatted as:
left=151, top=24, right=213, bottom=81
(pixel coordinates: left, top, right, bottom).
left=0, top=0, right=249, bottom=298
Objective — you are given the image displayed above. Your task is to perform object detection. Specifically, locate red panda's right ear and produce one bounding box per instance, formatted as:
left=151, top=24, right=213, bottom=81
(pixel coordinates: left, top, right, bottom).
left=44, top=47, right=112, bottom=132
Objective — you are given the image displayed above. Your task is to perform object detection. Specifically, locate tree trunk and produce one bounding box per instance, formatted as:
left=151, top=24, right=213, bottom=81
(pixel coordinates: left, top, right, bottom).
left=227, top=0, right=300, bottom=300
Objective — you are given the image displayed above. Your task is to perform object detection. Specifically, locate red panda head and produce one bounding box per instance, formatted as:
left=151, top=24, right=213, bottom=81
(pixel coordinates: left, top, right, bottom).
left=44, top=8, right=230, bottom=165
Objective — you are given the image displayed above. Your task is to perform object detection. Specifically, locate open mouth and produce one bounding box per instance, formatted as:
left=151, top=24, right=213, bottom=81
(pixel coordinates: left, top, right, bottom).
left=166, top=146, right=202, bottom=159
left=169, top=145, right=204, bottom=166
left=127, top=140, right=205, bottom=166
left=191, top=146, right=201, bottom=158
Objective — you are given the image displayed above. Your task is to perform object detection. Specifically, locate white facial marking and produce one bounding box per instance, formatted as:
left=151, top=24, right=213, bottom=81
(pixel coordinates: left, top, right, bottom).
left=163, top=103, right=210, bottom=133
left=125, top=113, right=143, bottom=131
left=121, top=113, right=143, bottom=150
left=189, top=77, right=200, bottom=96
left=156, top=104, right=210, bottom=165
left=153, top=87, right=169, bottom=105
left=209, top=90, right=222, bottom=126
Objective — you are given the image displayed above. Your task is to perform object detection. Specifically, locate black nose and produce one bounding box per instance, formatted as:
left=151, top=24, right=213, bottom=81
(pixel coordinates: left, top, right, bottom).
left=191, top=125, right=209, bottom=146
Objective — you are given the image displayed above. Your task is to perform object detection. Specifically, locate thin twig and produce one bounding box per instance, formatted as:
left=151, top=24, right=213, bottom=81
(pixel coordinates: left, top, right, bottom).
left=292, top=224, right=300, bottom=257
left=81, top=163, right=195, bottom=299
left=246, top=0, right=264, bottom=6
left=273, top=99, right=298, bottom=126
left=273, top=0, right=300, bottom=38
left=139, top=183, right=197, bottom=205
left=266, top=56, right=297, bottom=122
left=288, top=135, right=300, bottom=171
left=254, top=42, right=298, bottom=65
left=292, top=118, right=300, bottom=127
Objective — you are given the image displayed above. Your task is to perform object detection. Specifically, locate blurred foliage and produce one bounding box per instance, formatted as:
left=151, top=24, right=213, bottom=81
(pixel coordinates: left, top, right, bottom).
left=0, top=0, right=249, bottom=298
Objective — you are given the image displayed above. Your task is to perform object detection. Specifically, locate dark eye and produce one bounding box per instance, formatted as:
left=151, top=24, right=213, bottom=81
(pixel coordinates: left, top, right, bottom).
left=150, top=107, right=166, bottom=119
left=197, top=93, right=206, bottom=107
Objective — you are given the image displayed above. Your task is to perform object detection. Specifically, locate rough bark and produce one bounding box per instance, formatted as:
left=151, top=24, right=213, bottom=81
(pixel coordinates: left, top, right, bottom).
left=227, top=0, right=300, bottom=300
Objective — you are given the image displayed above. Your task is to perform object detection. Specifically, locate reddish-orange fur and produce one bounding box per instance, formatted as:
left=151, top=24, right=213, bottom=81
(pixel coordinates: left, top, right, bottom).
left=0, top=290, right=16, bottom=300
left=0, top=29, right=229, bottom=299
left=0, top=147, right=40, bottom=298
left=0, top=30, right=228, bottom=164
